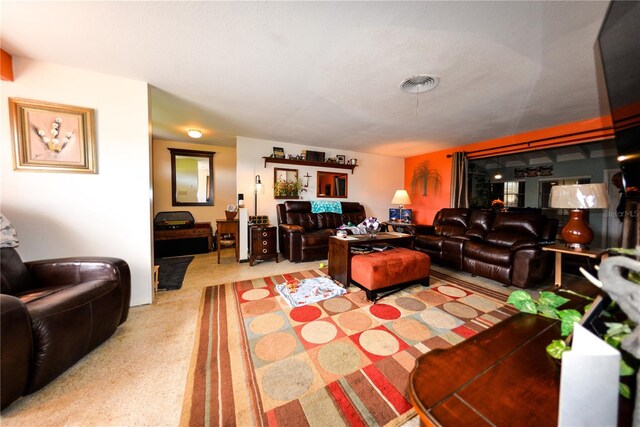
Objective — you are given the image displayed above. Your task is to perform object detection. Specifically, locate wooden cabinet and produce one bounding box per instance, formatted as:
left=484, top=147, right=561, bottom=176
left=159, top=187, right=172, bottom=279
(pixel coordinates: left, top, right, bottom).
left=154, top=222, right=213, bottom=257
left=249, top=226, right=278, bottom=266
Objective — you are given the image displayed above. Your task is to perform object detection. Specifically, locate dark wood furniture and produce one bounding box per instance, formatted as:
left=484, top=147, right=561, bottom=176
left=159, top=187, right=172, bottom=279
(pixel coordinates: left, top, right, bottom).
left=154, top=222, right=213, bottom=257
left=216, top=219, right=239, bottom=263
left=249, top=225, right=278, bottom=266
left=542, top=243, right=609, bottom=287
left=263, top=156, right=357, bottom=174
left=409, top=282, right=632, bottom=426
left=327, top=232, right=414, bottom=287
left=382, top=221, right=418, bottom=234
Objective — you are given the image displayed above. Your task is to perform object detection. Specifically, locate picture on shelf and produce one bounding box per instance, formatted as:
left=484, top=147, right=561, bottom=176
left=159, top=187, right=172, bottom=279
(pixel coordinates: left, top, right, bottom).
left=336, top=155, right=345, bottom=164
left=273, top=147, right=285, bottom=159
left=389, top=208, right=412, bottom=222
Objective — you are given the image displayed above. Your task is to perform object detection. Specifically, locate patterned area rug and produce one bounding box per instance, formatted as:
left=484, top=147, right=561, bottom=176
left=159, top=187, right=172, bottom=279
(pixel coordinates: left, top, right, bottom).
left=180, top=268, right=518, bottom=426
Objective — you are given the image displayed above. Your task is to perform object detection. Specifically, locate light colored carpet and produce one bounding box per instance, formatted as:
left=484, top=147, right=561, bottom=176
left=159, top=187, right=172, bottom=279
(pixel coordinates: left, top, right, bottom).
left=0, top=249, right=586, bottom=426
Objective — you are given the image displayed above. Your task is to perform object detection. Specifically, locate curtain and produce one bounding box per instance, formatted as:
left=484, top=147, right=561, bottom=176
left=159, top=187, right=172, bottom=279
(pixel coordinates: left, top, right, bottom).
left=450, top=152, right=468, bottom=208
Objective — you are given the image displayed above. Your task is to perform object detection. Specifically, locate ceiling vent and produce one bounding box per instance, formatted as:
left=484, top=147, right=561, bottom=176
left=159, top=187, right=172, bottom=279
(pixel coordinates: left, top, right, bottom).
left=400, top=74, right=439, bottom=94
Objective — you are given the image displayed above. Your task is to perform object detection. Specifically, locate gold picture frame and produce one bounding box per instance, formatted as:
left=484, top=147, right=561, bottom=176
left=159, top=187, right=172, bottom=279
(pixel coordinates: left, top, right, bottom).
left=9, top=98, right=97, bottom=173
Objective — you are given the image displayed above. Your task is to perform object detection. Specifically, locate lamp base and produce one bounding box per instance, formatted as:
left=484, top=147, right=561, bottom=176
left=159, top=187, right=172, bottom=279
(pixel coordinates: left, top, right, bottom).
left=561, top=209, right=593, bottom=250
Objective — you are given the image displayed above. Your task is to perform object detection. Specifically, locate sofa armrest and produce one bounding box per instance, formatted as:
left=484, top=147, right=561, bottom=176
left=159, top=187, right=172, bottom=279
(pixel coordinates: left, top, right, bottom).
left=278, top=223, right=304, bottom=234
left=26, top=257, right=131, bottom=324
left=510, top=240, right=540, bottom=251
left=414, top=225, right=435, bottom=235
left=1, top=294, right=32, bottom=410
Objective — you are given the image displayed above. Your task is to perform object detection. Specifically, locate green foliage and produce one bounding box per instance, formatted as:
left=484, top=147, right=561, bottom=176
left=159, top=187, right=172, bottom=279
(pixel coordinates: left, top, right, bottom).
left=546, top=339, right=569, bottom=359
left=506, top=290, right=571, bottom=327
left=558, top=309, right=582, bottom=337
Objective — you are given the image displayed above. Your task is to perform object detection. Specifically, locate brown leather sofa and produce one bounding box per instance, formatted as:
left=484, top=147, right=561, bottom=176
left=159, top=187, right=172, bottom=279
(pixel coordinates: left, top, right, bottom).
left=277, top=201, right=366, bottom=262
left=1, top=247, right=131, bottom=410
left=414, top=208, right=557, bottom=288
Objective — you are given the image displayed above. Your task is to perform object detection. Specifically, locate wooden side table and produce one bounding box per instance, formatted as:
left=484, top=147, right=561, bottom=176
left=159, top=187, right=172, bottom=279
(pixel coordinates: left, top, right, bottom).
left=249, top=226, right=278, bottom=266
left=542, top=243, right=608, bottom=287
left=216, top=219, right=239, bottom=263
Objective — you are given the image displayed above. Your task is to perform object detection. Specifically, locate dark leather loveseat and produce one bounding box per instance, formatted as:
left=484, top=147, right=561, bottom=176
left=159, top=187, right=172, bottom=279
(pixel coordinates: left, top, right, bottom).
left=414, top=208, right=557, bottom=288
left=277, top=201, right=366, bottom=262
left=1, top=247, right=131, bottom=410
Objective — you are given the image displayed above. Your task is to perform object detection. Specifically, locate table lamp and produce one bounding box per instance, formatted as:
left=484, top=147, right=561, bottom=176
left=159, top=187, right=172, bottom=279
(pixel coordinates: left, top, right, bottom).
left=549, top=183, right=608, bottom=249
left=391, top=190, right=412, bottom=223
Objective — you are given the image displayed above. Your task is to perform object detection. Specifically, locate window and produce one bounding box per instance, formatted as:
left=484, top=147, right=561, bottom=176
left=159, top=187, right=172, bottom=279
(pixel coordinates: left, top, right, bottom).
left=490, top=181, right=525, bottom=208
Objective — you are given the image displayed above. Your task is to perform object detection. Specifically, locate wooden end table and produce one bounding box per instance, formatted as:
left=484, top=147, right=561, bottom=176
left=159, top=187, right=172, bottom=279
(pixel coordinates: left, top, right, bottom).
left=216, top=219, right=239, bottom=263
left=249, top=225, right=278, bottom=266
left=542, top=243, right=609, bottom=287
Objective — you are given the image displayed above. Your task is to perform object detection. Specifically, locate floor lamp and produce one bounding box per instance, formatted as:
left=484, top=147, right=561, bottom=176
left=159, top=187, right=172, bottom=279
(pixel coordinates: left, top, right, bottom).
left=254, top=175, right=262, bottom=217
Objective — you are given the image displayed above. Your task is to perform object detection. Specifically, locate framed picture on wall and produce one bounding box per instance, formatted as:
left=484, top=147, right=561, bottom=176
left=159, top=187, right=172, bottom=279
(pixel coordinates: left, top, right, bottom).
left=9, top=98, right=97, bottom=173
left=273, top=147, right=285, bottom=159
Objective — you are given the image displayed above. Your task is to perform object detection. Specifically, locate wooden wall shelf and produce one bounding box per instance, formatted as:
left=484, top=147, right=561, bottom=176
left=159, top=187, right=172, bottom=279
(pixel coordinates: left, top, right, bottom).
left=263, top=157, right=358, bottom=174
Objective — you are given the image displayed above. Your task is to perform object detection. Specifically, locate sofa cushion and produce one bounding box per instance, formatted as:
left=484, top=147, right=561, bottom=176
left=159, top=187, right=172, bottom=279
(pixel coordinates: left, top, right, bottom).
left=434, top=208, right=469, bottom=237
left=415, top=235, right=444, bottom=251
left=300, top=229, right=335, bottom=248
left=317, top=212, right=343, bottom=229
left=465, top=209, right=495, bottom=239
left=464, top=241, right=512, bottom=266
left=484, top=212, right=543, bottom=247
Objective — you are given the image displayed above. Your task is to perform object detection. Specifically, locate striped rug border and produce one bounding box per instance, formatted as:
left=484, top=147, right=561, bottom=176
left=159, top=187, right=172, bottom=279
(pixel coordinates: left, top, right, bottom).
left=181, top=267, right=517, bottom=426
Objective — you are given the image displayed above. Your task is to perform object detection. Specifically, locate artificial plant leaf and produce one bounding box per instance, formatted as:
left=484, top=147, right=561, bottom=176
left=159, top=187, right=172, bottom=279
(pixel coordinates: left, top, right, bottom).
left=507, top=290, right=536, bottom=314
left=620, top=359, right=635, bottom=377
left=558, top=309, right=582, bottom=337
left=538, top=291, right=569, bottom=309
left=546, top=339, right=569, bottom=359
left=619, top=383, right=631, bottom=399
left=537, top=305, right=560, bottom=319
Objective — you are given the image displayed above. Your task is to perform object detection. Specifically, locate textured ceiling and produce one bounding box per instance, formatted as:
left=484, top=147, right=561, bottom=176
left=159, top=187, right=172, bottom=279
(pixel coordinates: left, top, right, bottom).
left=1, top=1, right=613, bottom=157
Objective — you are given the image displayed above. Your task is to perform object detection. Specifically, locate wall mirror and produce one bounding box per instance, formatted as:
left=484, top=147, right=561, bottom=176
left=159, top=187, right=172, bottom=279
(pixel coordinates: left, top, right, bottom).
left=274, top=167, right=300, bottom=199
left=317, top=170, right=348, bottom=198
left=168, top=148, right=215, bottom=206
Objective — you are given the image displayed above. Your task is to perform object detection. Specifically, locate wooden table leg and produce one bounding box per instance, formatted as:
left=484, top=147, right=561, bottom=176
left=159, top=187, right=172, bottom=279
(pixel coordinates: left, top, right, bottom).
left=217, top=233, right=221, bottom=264
left=554, top=252, right=562, bottom=287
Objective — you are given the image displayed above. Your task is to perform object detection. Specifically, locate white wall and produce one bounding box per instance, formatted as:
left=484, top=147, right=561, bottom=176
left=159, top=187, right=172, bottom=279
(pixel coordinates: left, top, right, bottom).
left=1, top=58, right=153, bottom=306
left=236, top=137, right=404, bottom=225
left=152, top=139, right=237, bottom=223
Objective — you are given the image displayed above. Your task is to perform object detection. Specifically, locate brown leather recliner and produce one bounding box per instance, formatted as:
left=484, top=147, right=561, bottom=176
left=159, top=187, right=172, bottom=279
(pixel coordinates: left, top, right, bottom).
left=277, top=201, right=366, bottom=262
left=0, top=247, right=131, bottom=410
left=415, top=208, right=557, bottom=288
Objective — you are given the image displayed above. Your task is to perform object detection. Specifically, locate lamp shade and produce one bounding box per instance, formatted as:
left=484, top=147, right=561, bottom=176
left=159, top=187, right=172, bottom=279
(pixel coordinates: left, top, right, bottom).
left=549, top=184, right=609, bottom=209
left=391, top=190, right=411, bottom=206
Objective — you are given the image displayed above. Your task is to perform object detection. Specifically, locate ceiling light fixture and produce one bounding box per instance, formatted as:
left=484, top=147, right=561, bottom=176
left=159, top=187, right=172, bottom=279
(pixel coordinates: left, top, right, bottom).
left=187, top=129, right=202, bottom=139
left=400, top=74, right=439, bottom=114
left=494, top=172, right=503, bottom=180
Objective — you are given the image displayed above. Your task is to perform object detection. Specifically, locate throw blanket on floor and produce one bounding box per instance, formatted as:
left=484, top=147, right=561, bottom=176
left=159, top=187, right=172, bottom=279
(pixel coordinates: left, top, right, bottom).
left=275, top=276, right=347, bottom=307
left=310, top=200, right=342, bottom=214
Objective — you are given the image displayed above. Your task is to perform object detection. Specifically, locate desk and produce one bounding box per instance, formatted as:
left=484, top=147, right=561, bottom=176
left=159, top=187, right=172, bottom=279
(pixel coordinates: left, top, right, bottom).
left=216, top=219, right=239, bottom=263
left=542, top=243, right=608, bottom=287
left=154, top=222, right=213, bottom=257
left=409, top=282, right=632, bottom=426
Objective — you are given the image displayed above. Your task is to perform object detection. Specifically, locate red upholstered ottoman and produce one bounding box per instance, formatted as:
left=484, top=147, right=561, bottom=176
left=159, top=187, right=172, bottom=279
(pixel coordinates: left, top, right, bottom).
left=351, top=247, right=430, bottom=302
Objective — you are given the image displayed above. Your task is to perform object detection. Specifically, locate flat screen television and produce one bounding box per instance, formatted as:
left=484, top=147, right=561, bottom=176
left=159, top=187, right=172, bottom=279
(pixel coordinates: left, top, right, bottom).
left=597, top=0, right=640, bottom=199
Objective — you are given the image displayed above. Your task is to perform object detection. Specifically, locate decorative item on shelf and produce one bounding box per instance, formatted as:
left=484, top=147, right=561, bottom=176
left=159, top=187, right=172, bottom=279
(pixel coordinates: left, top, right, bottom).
left=249, top=215, right=269, bottom=225
left=363, top=217, right=380, bottom=239
left=349, top=158, right=358, bottom=166
left=549, top=183, right=609, bottom=249
left=225, top=204, right=238, bottom=220
left=514, top=168, right=526, bottom=178
left=336, top=155, right=345, bottom=164
left=305, top=150, right=325, bottom=162
left=391, top=189, right=412, bottom=223
left=273, top=147, right=285, bottom=159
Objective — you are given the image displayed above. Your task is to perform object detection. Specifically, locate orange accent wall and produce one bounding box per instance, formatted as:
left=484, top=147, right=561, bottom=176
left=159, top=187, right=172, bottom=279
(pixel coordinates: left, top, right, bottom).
left=404, top=116, right=614, bottom=224
left=1, top=49, right=14, bottom=81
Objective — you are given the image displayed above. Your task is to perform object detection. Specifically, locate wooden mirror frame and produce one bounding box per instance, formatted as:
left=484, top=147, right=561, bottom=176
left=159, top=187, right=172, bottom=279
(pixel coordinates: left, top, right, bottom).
left=317, top=170, right=348, bottom=198
left=168, top=148, right=215, bottom=206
